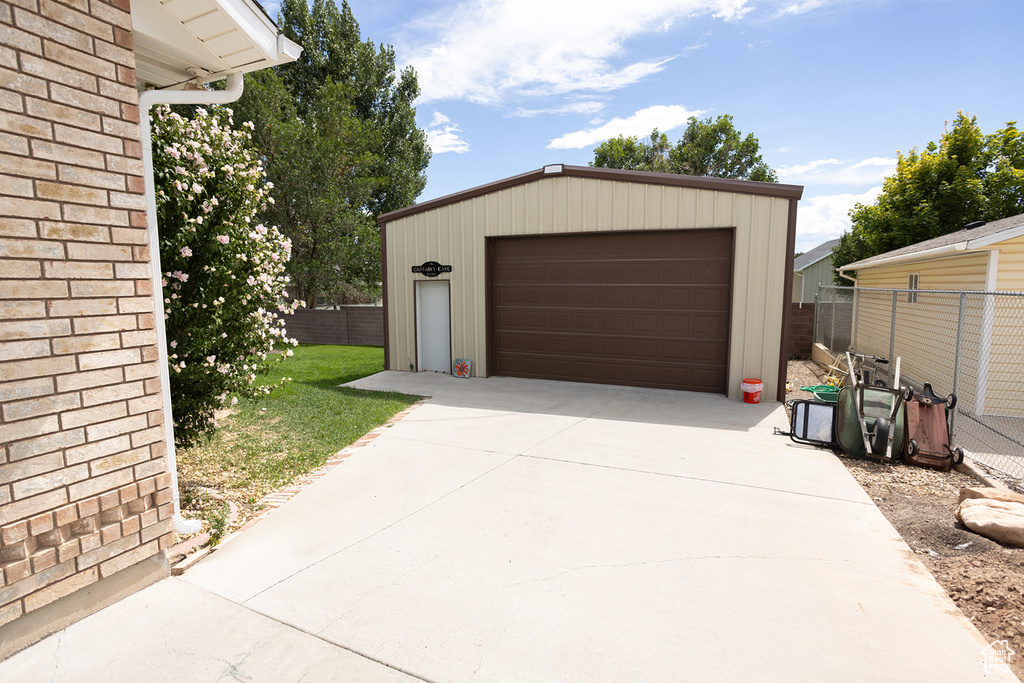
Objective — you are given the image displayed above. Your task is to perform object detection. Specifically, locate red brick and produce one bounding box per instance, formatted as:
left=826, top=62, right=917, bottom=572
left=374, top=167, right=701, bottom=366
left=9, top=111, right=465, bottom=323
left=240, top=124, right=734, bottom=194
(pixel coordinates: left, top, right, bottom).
left=1, top=520, right=29, bottom=545
left=57, top=538, right=81, bottom=563
left=4, top=559, right=31, bottom=585
left=98, top=491, right=119, bottom=511
left=120, top=515, right=139, bottom=536
left=31, top=547, right=58, bottom=572
left=99, top=523, right=120, bottom=544
left=77, top=497, right=99, bottom=519
left=78, top=530, right=101, bottom=553
left=54, top=503, right=79, bottom=527
left=28, top=512, right=54, bottom=536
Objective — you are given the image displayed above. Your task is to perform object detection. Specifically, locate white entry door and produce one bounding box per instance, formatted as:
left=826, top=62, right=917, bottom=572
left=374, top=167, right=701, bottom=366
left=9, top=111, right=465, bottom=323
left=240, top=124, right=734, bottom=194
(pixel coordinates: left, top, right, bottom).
left=415, top=280, right=451, bottom=373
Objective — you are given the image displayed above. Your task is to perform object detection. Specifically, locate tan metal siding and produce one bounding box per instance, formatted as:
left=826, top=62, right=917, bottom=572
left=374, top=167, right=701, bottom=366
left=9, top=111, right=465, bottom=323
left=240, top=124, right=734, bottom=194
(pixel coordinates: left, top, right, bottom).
left=385, top=176, right=790, bottom=399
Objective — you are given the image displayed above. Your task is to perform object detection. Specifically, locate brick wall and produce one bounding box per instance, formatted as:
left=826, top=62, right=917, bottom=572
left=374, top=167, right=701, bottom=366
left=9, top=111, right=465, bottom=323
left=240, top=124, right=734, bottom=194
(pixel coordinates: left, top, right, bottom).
left=788, top=302, right=815, bottom=358
left=0, top=0, right=173, bottom=630
left=282, top=307, right=384, bottom=346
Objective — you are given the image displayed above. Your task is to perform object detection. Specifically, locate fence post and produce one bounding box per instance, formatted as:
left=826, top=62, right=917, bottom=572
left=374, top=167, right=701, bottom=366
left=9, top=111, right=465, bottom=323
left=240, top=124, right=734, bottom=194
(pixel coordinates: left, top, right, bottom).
left=829, top=286, right=837, bottom=351
left=888, top=290, right=898, bottom=386
left=813, top=287, right=820, bottom=350
left=851, top=286, right=859, bottom=352
left=950, top=292, right=966, bottom=439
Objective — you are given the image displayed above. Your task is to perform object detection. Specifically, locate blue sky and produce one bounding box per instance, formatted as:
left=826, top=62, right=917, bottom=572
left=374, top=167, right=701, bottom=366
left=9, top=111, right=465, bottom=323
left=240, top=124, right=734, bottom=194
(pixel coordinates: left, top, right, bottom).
left=270, top=0, right=1021, bottom=252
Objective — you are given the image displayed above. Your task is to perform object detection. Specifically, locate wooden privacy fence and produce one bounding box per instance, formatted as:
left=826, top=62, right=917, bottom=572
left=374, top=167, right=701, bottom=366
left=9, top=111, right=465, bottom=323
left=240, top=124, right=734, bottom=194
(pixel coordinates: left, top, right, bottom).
left=279, top=306, right=384, bottom=346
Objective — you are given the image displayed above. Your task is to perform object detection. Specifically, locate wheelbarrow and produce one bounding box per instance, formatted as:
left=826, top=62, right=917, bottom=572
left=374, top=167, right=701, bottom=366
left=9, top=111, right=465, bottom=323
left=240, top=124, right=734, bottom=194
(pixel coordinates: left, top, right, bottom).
left=835, top=353, right=911, bottom=461
left=904, top=383, right=965, bottom=471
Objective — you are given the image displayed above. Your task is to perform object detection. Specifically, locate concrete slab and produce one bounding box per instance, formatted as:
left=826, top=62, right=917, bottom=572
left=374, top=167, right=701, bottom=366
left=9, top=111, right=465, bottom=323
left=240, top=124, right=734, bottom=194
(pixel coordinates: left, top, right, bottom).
left=0, top=578, right=414, bottom=682
left=2, top=372, right=1013, bottom=681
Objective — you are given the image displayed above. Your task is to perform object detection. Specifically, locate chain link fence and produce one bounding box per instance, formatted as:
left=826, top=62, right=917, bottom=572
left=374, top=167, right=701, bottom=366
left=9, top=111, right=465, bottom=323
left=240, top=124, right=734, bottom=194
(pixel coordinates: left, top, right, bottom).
left=815, top=285, right=1024, bottom=484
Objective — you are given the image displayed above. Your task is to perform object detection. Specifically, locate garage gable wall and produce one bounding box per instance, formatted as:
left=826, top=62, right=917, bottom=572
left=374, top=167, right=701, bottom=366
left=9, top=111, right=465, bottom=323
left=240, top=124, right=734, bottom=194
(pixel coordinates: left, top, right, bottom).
left=384, top=173, right=795, bottom=400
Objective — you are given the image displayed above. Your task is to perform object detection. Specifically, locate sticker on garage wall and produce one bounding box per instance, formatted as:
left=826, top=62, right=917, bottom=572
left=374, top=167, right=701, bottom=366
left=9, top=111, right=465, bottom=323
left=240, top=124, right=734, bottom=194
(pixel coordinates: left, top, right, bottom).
left=411, top=261, right=453, bottom=277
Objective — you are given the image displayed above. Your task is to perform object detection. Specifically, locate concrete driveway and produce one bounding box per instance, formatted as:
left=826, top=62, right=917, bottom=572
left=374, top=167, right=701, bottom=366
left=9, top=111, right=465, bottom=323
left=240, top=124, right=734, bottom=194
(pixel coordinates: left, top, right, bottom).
left=0, top=373, right=1011, bottom=681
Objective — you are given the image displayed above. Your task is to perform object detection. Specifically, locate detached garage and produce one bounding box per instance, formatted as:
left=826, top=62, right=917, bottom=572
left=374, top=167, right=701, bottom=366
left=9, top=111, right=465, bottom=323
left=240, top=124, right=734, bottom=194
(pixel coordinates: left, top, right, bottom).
left=378, top=165, right=802, bottom=401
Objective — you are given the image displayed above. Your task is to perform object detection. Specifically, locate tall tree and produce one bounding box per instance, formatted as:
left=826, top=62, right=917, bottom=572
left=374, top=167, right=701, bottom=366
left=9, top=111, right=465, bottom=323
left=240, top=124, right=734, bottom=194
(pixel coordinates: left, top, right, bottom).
left=591, top=115, right=777, bottom=182
left=833, top=113, right=1024, bottom=281
left=233, top=0, right=430, bottom=304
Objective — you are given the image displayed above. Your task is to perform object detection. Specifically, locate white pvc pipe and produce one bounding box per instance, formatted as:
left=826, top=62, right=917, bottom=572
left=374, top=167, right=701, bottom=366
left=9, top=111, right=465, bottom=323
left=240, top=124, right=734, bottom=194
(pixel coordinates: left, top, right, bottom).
left=138, top=73, right=244, bottom=535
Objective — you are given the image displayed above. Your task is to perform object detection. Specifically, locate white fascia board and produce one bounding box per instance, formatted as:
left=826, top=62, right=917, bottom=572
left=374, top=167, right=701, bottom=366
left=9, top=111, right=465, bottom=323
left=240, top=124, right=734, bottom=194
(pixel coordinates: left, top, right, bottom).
left=965, top=224, right=1024, bottom=249
left=838, top=243, right=965, bottom=272
left=214, top=0, right=282, bottom=61
left=841, top=225, right=1024, bottom=272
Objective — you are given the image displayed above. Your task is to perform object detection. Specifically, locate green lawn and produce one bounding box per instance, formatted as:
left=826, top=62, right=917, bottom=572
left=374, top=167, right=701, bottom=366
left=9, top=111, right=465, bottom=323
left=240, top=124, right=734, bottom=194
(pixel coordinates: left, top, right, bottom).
left=176, top=344, right=416, bottom=521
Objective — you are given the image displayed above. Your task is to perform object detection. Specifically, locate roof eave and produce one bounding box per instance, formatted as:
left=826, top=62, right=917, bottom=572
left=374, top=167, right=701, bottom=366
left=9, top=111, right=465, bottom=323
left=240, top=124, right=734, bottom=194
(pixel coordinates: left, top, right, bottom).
left=379, top=164, right=804, bottom=225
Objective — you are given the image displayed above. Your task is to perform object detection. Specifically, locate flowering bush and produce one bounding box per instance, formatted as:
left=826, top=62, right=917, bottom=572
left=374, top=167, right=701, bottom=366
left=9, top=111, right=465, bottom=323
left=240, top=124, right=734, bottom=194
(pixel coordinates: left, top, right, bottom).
left=151, top=105, right=300, bottom=448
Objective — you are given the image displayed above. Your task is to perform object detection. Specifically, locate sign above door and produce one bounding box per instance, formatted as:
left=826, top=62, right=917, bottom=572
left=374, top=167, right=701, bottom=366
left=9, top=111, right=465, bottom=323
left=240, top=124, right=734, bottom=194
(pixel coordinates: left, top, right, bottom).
left=411, top=261, right=453, bottom=277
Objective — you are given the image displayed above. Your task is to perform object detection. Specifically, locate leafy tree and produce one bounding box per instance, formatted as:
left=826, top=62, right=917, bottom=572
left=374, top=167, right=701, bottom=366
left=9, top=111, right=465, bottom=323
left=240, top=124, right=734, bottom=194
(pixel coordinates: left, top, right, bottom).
left=234, top=0, right=430, bottom=304
left=591, top=115, right=777, bottom=182
left=151, top=105, right=299, bottom=448
left=833, top=113, right=1024, bottom=282
left=241, top=72, right=381, bottom=305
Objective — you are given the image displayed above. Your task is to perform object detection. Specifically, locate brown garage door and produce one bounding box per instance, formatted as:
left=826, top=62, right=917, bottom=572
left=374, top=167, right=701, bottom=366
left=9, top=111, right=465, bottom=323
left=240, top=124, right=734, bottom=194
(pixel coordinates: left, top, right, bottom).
left=490, top=230, right=732, bottom=393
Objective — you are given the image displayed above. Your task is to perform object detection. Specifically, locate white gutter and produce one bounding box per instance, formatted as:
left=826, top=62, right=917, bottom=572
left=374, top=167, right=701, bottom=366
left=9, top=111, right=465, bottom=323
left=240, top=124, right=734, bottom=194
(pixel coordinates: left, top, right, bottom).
left=839, top=242, right=967, bottom=272
left=837, top=226, right=1024, bottom=273
left=795, top=271, right=804, bottom=305
left=138, top=72, right=244, bottom=534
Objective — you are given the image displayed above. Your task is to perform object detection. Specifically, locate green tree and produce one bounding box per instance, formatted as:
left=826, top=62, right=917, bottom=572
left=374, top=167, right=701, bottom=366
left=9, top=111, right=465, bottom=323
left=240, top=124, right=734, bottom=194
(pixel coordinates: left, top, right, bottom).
left=833, top=113, right=1024, bottom=282
left=234, top=0, right=430, bottom=304
left=591, top=115, right=777, bottom=182
left=241, top=72, right=380, bottom=305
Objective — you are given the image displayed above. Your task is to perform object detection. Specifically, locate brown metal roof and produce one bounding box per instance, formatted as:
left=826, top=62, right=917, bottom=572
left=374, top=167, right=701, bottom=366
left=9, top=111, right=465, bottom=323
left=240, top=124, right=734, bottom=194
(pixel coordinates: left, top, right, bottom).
left=378, top=164, right=804, bottom=225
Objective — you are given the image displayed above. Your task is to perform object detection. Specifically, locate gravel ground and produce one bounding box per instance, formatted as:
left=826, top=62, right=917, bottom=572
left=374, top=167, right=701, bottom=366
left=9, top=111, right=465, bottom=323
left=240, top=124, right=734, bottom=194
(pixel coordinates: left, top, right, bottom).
left=786, top=359, right=1024, bottom=679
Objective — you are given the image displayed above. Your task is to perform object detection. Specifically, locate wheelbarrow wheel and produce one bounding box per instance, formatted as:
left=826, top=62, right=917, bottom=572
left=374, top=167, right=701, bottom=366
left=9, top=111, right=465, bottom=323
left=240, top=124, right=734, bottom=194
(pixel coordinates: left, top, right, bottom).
left=952, top=447, right=965, bottom=465
left=908, top=439, right=918, bottom=457
left=871, top=418, right=890, bottom=455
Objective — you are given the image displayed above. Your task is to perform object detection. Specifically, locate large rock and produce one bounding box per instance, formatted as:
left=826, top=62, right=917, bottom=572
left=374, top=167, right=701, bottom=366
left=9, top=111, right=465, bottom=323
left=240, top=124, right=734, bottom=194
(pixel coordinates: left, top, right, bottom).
left=956, top=498, right=1024, bottom=547
left=958, top=486, right=1024, bottom=506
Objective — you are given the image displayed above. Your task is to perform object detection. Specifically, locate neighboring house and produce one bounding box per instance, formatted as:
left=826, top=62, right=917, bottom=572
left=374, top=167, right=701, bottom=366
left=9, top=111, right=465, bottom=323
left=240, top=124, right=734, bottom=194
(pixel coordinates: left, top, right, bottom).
left=378, top=165, right=804, bottom=402
left=839, top=212, right=1024, bottom=416
left=0, top=0, right=298, bottom=656
left=792, top=238, right=839, bottom=304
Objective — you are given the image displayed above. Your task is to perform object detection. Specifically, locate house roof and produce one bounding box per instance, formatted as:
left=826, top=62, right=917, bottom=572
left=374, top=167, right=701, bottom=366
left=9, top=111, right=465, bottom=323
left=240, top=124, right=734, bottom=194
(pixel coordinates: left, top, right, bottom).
left=793, top=238, right=839, bottom=272
left=841, top=212, right=1024, bottom=271
left=378, top=164, right=804, bottom=225
left=131, top=0, right=301, bottom=89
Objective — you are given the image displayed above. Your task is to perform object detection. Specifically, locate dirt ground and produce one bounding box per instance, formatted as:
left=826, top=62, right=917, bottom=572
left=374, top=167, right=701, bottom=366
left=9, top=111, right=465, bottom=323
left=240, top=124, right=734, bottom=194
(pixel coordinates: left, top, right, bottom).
left=787, top=359, right=1024, bottom=679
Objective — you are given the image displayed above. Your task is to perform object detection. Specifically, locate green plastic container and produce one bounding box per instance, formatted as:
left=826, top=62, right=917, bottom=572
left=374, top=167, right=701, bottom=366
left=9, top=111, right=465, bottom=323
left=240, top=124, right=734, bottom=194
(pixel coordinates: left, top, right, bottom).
left=800, top=385, right=841, bottom=404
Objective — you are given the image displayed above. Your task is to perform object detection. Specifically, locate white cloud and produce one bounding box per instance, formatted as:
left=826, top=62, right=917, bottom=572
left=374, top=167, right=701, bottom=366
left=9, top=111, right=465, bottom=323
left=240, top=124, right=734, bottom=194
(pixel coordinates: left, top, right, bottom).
left=795, top=187, right=881, bottom=252
left=401, top=0, right=756, bottom=104
left=778, top=156, right=896, bottom=186
left=425, top=112, right=470, bottom=154
left=547, top=104, right=704, bottom=149
left=778, top=0, right=827, bottom=15
left=511, top=101, right=606, bottom=119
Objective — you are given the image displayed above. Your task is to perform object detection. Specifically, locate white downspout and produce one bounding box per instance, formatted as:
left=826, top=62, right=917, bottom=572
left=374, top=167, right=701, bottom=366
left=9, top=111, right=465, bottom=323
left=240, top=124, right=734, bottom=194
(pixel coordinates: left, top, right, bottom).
left=138, top=72, right=244, bottom=534
left=974, top=249, right=999, bottom=415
